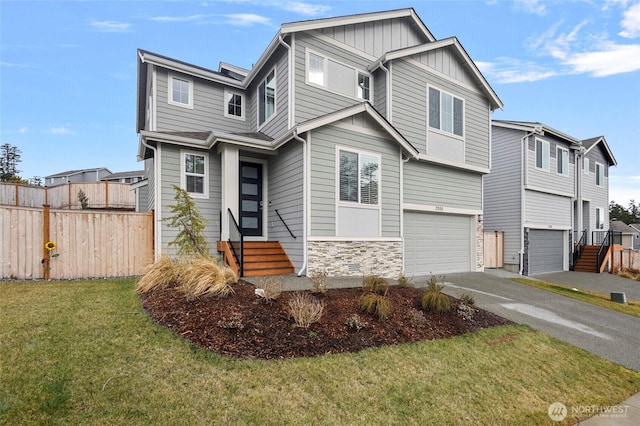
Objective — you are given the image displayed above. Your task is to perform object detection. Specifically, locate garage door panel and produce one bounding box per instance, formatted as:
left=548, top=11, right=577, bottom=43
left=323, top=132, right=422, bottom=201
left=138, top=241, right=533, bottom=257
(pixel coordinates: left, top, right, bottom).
left=528, top=229, right=564, bottom=275
left=404, top=212, right=472, bottom=276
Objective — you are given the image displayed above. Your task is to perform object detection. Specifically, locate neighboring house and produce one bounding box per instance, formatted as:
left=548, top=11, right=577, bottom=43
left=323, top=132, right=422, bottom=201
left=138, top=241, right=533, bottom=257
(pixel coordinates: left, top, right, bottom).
left=609, top=220, right=637, bottom=250
left=44, top=167, right=112, bottom=185
left=627, top=223, right=640, bottom=250
left=484, top=121, right=617, bottom=275
left=101, top=170, right=145, bottom=184
left=136, top=8, right=503, bottom=277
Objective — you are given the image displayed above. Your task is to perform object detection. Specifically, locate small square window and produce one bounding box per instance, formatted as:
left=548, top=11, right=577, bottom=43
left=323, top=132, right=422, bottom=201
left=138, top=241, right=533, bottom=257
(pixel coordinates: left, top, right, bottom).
left=168, top=74, right=193, bottom=108
left=224, top=90, right=244, bottom=120
left=428, top=86, right=463, bottom=137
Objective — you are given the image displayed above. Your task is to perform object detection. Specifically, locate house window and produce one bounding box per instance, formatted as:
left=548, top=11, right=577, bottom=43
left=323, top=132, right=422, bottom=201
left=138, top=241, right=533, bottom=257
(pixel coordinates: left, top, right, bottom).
left=308, top=52, right=325, bottom=85
left=181, top=151, right=208, bottom=198
left=596, top=207, right=604, bottom=230
left=258, top=69, right=276, bottom=126
left=556, top=147, right=569, bottom=176
left=584, top=158, right=589, bottom=175
left=357, top=72, right=371, bottom=101
left=339, top=149, right=379, bottom=205
left=428, top=87, right=464, bottom=137
left=224, top=90, right=244, bottom=120
left=535, top=139, right=550, bottom=171
left=596, top=162, right=604, bottom=187
left=168, top=74, right=193, bottom=108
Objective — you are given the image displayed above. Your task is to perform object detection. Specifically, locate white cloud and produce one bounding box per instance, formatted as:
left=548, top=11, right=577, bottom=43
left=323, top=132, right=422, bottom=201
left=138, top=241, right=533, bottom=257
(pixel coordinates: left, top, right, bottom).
left=564, top=42, right=640, bottom=76
left=50, top=126, right=75, bottom=135
left=477, top=59, right=557, bottom=83
left=514, top=0, right=547, bottom=15
left=149, top=15, right=206, bottom=23
left=19, top=127, right=28, bottom=134
left=619, top=1, right=640, bottom=38
left=609, top=175, right=640, bottom=205
left=223, top=13, right=271, bottom=26
left=90, top=20, right=132, bottom=33
left=283, top=2, right=331, bottom=16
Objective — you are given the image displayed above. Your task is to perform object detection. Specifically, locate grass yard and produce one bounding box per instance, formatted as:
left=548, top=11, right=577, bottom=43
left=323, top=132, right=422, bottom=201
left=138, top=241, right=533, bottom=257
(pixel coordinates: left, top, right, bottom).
left=1, top=279, right=639, bottom=425
left=512, top=278, right=640, bottom=319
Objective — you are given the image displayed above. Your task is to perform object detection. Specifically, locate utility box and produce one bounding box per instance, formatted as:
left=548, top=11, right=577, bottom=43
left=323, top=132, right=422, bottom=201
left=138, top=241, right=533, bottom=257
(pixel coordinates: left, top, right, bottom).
left=610, top=292, right=627, bottom=304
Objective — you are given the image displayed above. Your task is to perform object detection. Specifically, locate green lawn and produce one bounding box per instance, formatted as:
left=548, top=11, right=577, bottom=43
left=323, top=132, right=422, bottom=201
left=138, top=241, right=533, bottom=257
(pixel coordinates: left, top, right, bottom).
left=1, top=279, right=639, bottom=425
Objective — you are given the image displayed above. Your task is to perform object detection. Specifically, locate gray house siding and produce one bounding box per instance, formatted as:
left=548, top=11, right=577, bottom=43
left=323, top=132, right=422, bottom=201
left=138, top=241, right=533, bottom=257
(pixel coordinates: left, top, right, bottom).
left=308, top=119, right=402, bottom=237
left=524, top=190, right=572, bottom=228
left=144, top=158, right=155, bottom=212
left=582, top=145, right=610, bottom=233
left=526, top=135, right=576, bottom=196
left=391, top=58, right=491, bottom=169
left=484, top=126, right=523, bottom=269
left=373, top=68, right=386, bottom=118
left=267, top=141, right=305, bottom=269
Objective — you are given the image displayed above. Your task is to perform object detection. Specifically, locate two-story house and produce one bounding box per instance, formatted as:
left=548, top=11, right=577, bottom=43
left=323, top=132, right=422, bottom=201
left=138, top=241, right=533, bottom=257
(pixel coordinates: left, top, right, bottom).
left=44, top=167, right=112, bottom=186
left=484, top=121, right=616, bottom=275
left=136, top=8, right=503, bottom=277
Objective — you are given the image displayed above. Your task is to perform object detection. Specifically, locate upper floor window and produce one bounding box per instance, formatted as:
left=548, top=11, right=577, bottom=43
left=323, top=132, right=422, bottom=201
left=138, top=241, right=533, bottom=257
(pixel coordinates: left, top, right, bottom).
left=357, top=72, right=371, bottom=101
left=308, top=53, right=325, bottom=85
left=338, top=149, right=379, bottom=206
left=596, top=207, right=604, bottom=229
left=224, top=90, right=244, bottom=120
left=428, top=87, right=463, bottom=137
left=535, top=139, right=550, bottom=171
left=596, top=162, right=604, bottom=187
left=258, top=69, right=276, bottom=126
left=306, top=49, right=372, bottom=102
left=181, top=151, right=208, bottom=198
left=556, top=147, right=569, bottom=176
left=584, top=158, right=589, bottom=175
left=168, top=74, right=193, bottom=108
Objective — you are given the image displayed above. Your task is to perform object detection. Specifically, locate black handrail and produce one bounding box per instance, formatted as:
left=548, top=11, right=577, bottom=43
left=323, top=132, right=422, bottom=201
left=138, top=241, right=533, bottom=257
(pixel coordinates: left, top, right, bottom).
left=571, top=230, right=587, bottom=271
left=227, top=208, right=244, bottom=277
left=595, top=230, right=622, bottom=273
left=275, top=209, right=296, bottom=239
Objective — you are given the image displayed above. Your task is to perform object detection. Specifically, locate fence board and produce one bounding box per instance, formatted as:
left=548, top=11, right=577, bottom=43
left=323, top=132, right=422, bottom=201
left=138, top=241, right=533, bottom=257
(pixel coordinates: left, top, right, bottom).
left=1, top=206, right=153, bottom=280
left=612, top=249, right=640, bottom=272
left=484, top=231, right=504, bottom=268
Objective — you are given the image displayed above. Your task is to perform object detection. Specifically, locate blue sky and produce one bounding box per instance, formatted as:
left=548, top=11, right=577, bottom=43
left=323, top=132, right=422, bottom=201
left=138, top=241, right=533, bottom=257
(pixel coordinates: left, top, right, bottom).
left=1, top=0, right=639, bottom=205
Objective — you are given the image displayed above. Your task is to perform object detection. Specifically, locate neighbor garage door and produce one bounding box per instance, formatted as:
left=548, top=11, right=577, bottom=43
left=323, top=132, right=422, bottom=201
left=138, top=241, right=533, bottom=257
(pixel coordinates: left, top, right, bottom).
left=403, top=212, right=473, bottom=275
left=527, top=229, right=564, bottom=275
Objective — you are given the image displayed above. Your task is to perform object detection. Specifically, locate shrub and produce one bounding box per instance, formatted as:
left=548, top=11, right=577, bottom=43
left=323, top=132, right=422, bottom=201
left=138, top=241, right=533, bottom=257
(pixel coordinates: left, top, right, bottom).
left=310, top=270, right=328, bottom=294
left=136, top=255, right=184, bottom=293
left=618, top=268, right=640, bottom=281
left=362, top=275, right=389, bottom=295
left=358, top=293, right=391, bottom=320
left=288, top=292, right=325, bottom=329
left=345, top=314, right=367, bottom=331
left=459, top=292, right=475, bottom=306
left=406, top=307, right=427, bottom=326
left=164, top=185, right=209, bottom=257
left=456, top=303, right=475, bottom=321
left=397, top=273, right=411, bottom=288
left=255, top=276, right=283, bottom=301
left=421, top=276, right=451, bottom=314
left=218, top=311, right=245, bottom=330
left=179, top=256, right=237, bottom=301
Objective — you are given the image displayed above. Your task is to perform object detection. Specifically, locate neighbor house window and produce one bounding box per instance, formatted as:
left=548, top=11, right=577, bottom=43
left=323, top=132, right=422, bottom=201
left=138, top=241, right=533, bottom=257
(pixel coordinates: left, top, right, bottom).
left=596, top=162, right=604, bottom=187
left=224, top=90, right=244, bottom=120
left=357, top=72, right=371, bottom=101
left=557, top=147, right=569, bottom=176
left=308, top=52, right=325, bottom=85
left=428, top=87, right=464, bottom=137
left=339, top=149, right=379, bottom=205
left=535, top=139, right=550, bottom=171
left=258, top=69, right=276, bottom=126
left=168, top=74, right=193, bottom=108
left=584, top=158, right=589, bottom=175
left=596, top=207, right=604, bottom=230
left=181, top=151, right=208, bottom=198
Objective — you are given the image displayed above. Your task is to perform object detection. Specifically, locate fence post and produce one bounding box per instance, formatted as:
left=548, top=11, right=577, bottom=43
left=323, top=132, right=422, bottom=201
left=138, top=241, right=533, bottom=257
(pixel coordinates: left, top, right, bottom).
left=42, top=205, right=51, bottom=280
left=15, top=182, right=19, bottom=206
left=105, top=180, right=109, bottom=209
left=68, top=182, right=72, bottom=209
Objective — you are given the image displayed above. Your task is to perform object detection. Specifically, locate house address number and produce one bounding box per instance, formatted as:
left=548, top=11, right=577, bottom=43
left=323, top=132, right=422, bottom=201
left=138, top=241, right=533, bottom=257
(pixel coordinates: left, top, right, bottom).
left=435, top=206, right=444, bottom=212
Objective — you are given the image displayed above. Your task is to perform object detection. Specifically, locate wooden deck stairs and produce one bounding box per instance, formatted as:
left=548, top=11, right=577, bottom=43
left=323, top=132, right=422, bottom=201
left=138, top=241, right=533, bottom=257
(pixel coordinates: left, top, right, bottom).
left=218, top=241, right=294, bottom=277
left=573, top=245, right=612, bottom=273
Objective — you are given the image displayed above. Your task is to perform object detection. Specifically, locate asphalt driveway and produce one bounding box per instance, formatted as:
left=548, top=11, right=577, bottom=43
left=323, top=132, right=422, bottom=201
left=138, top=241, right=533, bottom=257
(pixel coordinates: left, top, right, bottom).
left=534, top=271, right=640, bottom=301
left=440, top=272, right=640, bottom=371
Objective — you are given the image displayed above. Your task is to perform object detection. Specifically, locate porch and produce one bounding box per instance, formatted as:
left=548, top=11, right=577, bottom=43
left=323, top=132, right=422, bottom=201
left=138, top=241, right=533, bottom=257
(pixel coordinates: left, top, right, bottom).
left=571, top=230, right=623, bottom=273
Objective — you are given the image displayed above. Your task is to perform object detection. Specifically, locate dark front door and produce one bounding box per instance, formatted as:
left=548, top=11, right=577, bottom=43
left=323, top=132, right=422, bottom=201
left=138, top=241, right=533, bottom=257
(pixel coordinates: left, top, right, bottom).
left=239, top=162, right=263, bottom=236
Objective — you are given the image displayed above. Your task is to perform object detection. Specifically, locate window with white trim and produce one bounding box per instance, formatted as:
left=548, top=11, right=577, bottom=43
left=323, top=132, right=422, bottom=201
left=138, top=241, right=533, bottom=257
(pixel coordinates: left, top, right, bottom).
left=181, top=151, right=208, bottom=198
left=535, top=139, right=550, bottom=171
left=306, top=50, right=372, bottom=101
left=557, top=147, right=569, bottom=176
left=308, top=52, right=325, bottom=85
left=596, top=207, right=604, bottom=229
left=584, top=158, right=589, bottom=175
left=428, top=87, right=464, bottom=137
left=258, top=69, right=276, bottom=126
left=339, top=149, right=379, bottom=206
left=224, top=90, right=244, bottom=120
left=168, top=74, right=193, bottom=108
left=357, top=72, right=371, bottom=101
left=596, top=162, right=604, bottom=187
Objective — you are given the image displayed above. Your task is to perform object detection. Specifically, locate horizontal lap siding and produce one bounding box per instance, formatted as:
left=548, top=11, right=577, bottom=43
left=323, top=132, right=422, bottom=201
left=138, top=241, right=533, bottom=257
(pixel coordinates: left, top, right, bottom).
left=582, top=146, right=610, bottom=231
left=251, top=49, right=289, bottom=138
left=403, top=161, right=482, bottom=211
left=525, top=190, right=572, bottom=228
left=484, top=127, right=524, bottom=267
left=526, top=135, right=575, bottom=195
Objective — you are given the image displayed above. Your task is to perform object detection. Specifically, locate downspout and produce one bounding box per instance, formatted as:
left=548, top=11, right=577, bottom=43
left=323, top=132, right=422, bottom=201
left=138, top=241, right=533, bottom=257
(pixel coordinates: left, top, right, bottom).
left=278, top=34, right=293, bottom=130
left=140, top=137, right=160, bottom=260
left=378, top=61, right=391, bottom=121
left=292, top=130, right=308, bottom=276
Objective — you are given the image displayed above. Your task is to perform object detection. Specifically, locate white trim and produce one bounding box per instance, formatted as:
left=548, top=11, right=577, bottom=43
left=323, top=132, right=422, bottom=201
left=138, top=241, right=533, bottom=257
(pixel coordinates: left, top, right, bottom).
left=257, top=68, right=277, bottom=129
left=583, top=157, right=590, bottom=175
left=556, top=146, right=569, bottom=177
left=525, top=185, right=574, bottom=198
left=427, top=84, right=465, bottom=139
left=526, top=223, right=572, bottom=231
left=223, top=89, right=245, bottom=121
left=335, top=145, right=382, bottom=208
left=415, top=154, right=489, bottom=174
left=403, top=203, right=482, bottom=216
left=168, top=73, right=193, bottom=109
left=180, top=150, right=209, bottom=199
left=308, top=236, right=402, bottom=242
left=239, top=156, right=269, bottom=239
left=151, top=66, right=157, bottom=131
left=534, top=138, right=550, bottom=172
left=306, top=48, right=327, bottom=86
left=595, top=162, right=605, bottom=187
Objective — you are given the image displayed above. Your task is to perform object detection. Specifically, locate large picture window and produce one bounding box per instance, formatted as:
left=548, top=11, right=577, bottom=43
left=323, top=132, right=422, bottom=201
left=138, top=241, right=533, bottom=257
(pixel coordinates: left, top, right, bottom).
left=339, top=149, right=379, bottom=206
left=428, top=87, right=463, bottom=137
left=535, top=139, right=550, bottom=171
left=258, top=69, right=276, bottom=126
left=181, top=151, right=208, bottom=198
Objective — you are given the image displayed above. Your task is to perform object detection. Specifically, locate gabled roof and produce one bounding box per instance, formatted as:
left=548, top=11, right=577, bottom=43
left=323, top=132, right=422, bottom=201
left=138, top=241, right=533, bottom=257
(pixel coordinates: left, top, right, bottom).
left=370, top=37, right=503, bottom=111
left=629, top=223, right=640, bottom=233
left=609, top=220, right=636, bottom=234
left=582, top=136, right=617, bottom=166
left=101, top=170, right=145, bottom=180
left=45, top=167, right=112, bottom=179
left=492, top=120, right=582, bottom=147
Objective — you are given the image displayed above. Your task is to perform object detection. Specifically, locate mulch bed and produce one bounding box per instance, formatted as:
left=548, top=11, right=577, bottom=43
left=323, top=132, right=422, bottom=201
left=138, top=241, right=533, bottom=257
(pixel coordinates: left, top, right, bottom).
left=140, top=280, right=513, bottom=359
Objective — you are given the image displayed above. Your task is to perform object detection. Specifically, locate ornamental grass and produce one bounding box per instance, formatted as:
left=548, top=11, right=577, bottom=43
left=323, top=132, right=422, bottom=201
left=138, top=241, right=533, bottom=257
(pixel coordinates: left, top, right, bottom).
left=136, top=255, right=185, bottom=293
left=178, top=256, right=237, bottom=301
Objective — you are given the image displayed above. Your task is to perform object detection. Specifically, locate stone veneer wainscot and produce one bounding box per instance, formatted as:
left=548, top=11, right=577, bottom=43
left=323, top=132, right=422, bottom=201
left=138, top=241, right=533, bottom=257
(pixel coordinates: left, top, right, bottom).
left=307, top=240, right=403, bottom=279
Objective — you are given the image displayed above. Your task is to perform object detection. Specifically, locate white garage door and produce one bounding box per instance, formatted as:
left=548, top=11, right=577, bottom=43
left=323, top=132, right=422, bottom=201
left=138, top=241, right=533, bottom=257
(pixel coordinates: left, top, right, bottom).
left=404, top=212, right=473, bottom=276
left=528, top=229, right=565, bottom=275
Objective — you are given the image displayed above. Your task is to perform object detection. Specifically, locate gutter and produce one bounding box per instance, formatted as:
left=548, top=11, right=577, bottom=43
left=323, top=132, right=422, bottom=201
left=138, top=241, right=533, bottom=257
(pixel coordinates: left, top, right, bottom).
left=292, top=130, right=308, bottom=277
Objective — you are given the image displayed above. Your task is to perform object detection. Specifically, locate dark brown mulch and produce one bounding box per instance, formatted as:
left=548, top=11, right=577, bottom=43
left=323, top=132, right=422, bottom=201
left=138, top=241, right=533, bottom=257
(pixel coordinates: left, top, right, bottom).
left=140, top=280, right=513, bottom=360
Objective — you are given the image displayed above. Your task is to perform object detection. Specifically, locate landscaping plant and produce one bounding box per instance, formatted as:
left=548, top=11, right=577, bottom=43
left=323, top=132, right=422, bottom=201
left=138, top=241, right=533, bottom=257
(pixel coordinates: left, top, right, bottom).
left=310, top=270, right=328, bottom=294
left=136, top=255, right=185, bottom=293
left=164, top=184, right=209, bottom=257
left=421, top=276, right=451, bottom=313
left=358, top=275, right=391, bottom=320
left=255, top=275, right=283, bottom=301
left=288, top=292, right=325, bottom=329
left=179, top=256, right=237, bottom=301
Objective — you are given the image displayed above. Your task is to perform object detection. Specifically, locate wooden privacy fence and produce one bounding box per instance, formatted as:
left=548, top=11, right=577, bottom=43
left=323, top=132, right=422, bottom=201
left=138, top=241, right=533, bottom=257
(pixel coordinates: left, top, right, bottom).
left=1, top=206, right=153, bottom=280
left=612, top=249, right=640, bottom=272
left=0, top=181, right=135, bottom=210
left=484, top=231, right=504, bottom=268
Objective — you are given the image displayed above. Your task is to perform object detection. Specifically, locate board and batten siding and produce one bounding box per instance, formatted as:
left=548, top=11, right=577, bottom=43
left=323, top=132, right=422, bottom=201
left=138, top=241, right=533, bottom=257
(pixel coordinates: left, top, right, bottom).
left=391, top=57, right=491, bottom=169
left=526, top=135, right=575, bottom=196
left=484, top=126, right=524, bottom=268
left=158, top=145, right=222, bottom=255
left=582, top=145, right=610, bottom=232
left=154, top=69, right=250, bottom=134
left=308, top=120, right=402, bottom=237
left=524, top=190, right=572, bottom=229
left=267, top=141, right=304, bottom=269
left=403, top=161, right=482, bottom=211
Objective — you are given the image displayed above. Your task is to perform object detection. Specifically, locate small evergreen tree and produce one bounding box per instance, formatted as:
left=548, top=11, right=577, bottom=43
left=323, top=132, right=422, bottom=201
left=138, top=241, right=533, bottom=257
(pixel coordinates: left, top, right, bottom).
left=164, top=185, right=209, bottom=257
left=77, top=189, right=89, bottom=209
